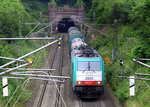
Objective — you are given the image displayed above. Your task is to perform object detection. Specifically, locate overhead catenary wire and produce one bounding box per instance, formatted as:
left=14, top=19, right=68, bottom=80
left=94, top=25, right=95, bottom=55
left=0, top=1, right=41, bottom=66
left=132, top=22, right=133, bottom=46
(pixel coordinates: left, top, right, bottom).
left=21, top=22, right=48, bottom=25
left=37, top=43, right=58, bottom=106
left=118, top=76, right=150, bottom=81
left=120, top=62, right=150, bottom=89
left=0, top=62, right=32, bottom=75
left=43, top=35, right=67, bottom=107
left=2, top=68, right=56, bottom=71
left=45, top=57, right=67, bottom=107
left=0, top=56, right=26, bottom=62
left=121, top=62, right=134, bottom=72
left=133, top=58, right=150, bottom=68
left=34, top=36, right=61, bottom=107
left=136, top=58, right=150, bottom=61
left=26, top=22, right=41, bottom=37
left=4, top=28, right=54, bottom=106
left=12, top=82, right=28, bottom=107
left=0, top=37, right=55, bottom=40
left=10, top=73, right=70, bottom=79
left=29, top=16, right=62, bottom=37
left=4, top=15, right=60, bottom=106
left=135, top=73, right=150, bottom=76
left=0, top=38, right=62, bottom=73
left=5, top=84, right=20, bottom=107
left=71, top=15, right=111, bottom=37
left=4, top=36, right=44, bottom=107
left=10, top=30, right=63, bottom=107
left=11, top=40, right=46, bottom=107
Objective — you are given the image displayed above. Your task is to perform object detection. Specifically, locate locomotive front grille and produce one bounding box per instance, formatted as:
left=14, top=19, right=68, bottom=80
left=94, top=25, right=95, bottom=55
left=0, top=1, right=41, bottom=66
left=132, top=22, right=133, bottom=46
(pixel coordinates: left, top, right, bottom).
left=75, top=85, right=104, bottom=98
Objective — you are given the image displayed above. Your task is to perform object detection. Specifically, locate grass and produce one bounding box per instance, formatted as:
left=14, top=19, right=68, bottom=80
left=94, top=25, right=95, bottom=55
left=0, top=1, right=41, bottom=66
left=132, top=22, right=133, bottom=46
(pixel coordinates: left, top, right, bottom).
left=90, top=25, right=150, bottom=107
left=0, top=40, right=49, bottom=107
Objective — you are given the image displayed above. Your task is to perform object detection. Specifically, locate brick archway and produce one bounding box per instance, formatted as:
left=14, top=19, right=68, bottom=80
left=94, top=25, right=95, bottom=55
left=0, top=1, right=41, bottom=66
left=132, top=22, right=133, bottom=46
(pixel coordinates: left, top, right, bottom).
left=48, top=5, right=84, bottom=33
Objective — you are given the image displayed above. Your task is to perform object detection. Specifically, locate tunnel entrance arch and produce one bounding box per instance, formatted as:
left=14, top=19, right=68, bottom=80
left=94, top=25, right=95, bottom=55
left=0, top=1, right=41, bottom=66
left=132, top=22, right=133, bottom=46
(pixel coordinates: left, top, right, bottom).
left=58, top=18, right=75, bottom=33
left=48, top=5, right=84, bottom=33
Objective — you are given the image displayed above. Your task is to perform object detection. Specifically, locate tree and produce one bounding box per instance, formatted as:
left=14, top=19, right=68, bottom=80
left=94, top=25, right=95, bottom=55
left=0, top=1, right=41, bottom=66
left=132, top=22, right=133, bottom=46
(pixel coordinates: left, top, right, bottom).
left=0, top=0, right=29, bottom=37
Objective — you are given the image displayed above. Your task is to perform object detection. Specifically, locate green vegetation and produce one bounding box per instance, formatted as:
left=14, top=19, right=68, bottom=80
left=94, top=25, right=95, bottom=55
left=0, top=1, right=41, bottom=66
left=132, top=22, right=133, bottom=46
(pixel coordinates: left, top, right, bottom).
left=49, top=0, right=84, bottom=7
left=0, top=0, right=149, bottom=106
left=0, top=0, right=49, bottom=106
left=0, top=0, right=30, bottom=38
left=88, top=0, right=150, bottom=106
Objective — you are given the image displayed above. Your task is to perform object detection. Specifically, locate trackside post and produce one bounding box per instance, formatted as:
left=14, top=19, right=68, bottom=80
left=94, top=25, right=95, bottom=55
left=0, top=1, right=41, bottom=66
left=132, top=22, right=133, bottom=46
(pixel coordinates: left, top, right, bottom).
left=129, top=76, right=135, bottom=96
left=2, top=77, right=8, bottom=96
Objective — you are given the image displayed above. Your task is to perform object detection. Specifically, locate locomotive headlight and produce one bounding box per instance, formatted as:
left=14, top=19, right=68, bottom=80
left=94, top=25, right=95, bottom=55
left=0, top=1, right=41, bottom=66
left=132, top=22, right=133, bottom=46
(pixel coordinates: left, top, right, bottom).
left=77, top=81, right=82, bottom=85
left=97, top=81, right=101, bottom=84
left=78, top=81, right=81, bottom=84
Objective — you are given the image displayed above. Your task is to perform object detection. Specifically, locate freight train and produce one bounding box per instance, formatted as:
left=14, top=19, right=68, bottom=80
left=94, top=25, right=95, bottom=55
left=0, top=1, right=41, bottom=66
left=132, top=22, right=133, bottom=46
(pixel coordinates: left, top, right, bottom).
left=68, top=27, right=105, bottom=98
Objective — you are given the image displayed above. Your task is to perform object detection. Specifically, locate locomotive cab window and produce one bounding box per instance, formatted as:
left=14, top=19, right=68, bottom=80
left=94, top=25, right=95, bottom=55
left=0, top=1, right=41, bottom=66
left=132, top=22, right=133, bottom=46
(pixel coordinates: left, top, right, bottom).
left=78, top=61, right=88, bottom=71
left=78, top=61, right=101, bottom=71
left=90, top=62, right=101, bottom=71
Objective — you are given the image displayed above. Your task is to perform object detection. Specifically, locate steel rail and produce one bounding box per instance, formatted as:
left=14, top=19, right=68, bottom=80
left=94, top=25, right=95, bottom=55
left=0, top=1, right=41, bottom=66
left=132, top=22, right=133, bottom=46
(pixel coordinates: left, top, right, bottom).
left=55, top=35, right=64, bottom=107
left=36, top=36, right=58, bottom=107
left=42, top=34, right=67, bottom=107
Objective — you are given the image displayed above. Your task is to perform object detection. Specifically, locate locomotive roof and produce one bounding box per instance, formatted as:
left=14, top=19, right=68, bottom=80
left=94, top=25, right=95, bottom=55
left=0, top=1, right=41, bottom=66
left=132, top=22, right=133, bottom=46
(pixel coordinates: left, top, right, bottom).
left=71, top=48, right=102, bottom=59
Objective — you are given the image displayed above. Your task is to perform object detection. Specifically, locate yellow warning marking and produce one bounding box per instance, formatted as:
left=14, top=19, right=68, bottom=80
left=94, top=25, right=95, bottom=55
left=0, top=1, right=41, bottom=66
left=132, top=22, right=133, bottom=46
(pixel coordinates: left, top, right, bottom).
left=27, top=59, right=33, bottom=63
left=104, top=58, right=111, bottom=65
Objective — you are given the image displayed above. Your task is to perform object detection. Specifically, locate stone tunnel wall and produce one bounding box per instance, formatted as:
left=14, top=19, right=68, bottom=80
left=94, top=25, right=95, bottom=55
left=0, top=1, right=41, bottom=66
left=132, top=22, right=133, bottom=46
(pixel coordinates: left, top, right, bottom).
left=48, top=5, right=84, bottom=21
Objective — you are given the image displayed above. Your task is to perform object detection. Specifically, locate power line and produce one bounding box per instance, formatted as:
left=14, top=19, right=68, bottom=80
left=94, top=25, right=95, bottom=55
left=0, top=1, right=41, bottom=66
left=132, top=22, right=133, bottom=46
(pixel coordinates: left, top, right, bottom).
left=133, top=58, right=150, bottom=68
left=0, top=37, right=55, bottom=40
left=0, top=38, right=62, bottom=73
left=118, top=76, right=150, bottom=81
left=70, top=15, right=111, bottom=36
left=120, top=61, right=150, bottom=89
left=135, top=73, right=150, bottom=76
left=0, top=56, right=26, bottom=62
left=26, top=22, right=41, bottom=37
left=5, top=82, right=21, bottom=107
left=45, top=58, right=67, bottom=107
left=2, top=68, right=56, bottom=71
left=0, top=62, right=32, bottom=75
left=10, top=45, right=44, bottom=106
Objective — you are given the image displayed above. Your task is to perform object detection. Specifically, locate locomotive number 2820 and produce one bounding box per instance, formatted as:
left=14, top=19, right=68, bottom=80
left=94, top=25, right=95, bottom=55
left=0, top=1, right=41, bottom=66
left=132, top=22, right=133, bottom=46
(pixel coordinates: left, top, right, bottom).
left=85, top=77, right=93, bottom=80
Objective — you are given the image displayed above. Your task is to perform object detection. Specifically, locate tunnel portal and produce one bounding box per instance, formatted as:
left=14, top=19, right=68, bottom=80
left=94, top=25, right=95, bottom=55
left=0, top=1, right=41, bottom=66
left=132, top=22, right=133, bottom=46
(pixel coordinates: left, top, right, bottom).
left=58, top=18, right=75, bottom=33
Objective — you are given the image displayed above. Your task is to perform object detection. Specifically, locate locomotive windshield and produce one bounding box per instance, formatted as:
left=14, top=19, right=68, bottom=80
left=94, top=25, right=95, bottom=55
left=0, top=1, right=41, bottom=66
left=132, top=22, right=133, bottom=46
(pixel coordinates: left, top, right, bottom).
left=78, top=61, right=101, bottom=71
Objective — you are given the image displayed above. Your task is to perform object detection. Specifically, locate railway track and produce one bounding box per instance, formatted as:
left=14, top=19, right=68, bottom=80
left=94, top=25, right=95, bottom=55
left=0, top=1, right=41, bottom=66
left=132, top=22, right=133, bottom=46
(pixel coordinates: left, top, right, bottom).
left=30, top=33, right=118, bottom=107
left=76, top=89, right=116, bottom=107
left=35, top=34, right=65, bottom=107
left=55, top=34, right=65, bottom=107
left=79, top=100, right=100, bottom=107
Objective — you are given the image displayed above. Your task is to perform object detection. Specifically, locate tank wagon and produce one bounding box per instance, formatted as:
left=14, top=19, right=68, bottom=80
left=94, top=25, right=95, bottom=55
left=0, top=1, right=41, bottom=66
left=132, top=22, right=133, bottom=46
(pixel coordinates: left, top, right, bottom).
left=68, top=27, right=105, bottom=98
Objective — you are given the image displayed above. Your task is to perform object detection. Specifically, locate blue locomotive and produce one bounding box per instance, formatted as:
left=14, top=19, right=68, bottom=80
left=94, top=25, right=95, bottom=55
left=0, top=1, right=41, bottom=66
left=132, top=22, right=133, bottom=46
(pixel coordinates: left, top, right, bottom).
left=68, top=27, right=105, bottom=98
